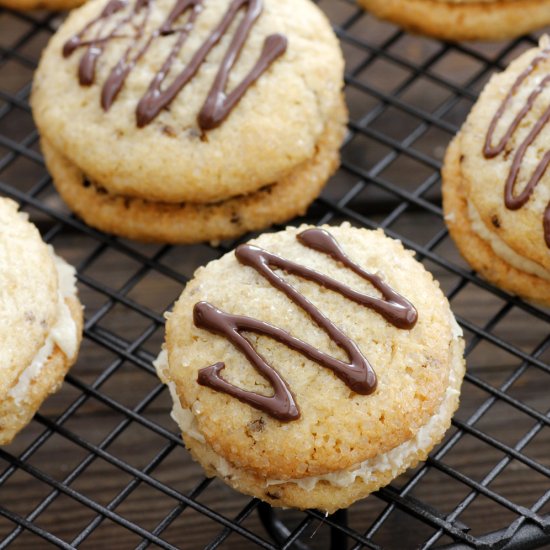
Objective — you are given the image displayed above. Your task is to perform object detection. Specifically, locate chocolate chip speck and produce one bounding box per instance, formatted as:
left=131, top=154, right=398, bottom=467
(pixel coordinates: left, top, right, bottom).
left=24, top=311, right=36, bottom=323
left=258, top=184, right=275, bottom=195
left=162, top=125, right=177, bottom=138
left=247, top=418, right=265, bottom=433
left=491, top=214, right=500, bottom=228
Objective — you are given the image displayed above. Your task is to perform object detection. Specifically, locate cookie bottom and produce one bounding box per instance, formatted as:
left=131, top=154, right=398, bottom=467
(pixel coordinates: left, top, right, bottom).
left=175, top=336, right=464, bottom=513
left=442, top=138, right=550, bottom=306
left=41, top=100, right=347, bottom=245
left=358, top=0, right=550, bottom=41
left=0, top=296, right=83, bottom=445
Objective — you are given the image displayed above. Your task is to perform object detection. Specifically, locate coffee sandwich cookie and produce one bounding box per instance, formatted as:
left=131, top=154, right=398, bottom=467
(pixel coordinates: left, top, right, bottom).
left=31, top=0, right=347, bottom=244
left=443, top=38, right=550, bottom=305
left=154, top=223, right=465, bottom=511
left=357, top=0, right=550, bottom=42
left=0, top=198, right=83, bottom=445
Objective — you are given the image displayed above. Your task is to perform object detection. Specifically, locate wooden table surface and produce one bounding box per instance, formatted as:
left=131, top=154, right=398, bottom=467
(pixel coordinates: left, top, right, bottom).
left=0, top=2, right=549, bottom=549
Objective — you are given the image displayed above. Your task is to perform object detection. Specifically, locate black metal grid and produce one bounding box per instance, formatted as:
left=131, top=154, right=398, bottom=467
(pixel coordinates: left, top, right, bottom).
left=0, top=1, right=549, bottom=548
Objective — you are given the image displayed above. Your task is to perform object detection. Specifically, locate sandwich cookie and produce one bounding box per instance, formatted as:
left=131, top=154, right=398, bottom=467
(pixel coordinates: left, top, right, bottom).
left=32, top=0, right=347, bottom=243
left=443, top=38, right=550, bottom=305
left=155, top=223, right=465, bottom=511
left=0, top=198, right=83, bottom=445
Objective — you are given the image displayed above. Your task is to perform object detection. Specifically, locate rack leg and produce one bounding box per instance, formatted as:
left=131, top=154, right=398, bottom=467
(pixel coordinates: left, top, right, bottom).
left=330, top=509, right=348, bottom=550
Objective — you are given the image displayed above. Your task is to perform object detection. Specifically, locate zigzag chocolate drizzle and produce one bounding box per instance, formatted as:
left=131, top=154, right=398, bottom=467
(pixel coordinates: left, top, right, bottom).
left=194, top=228, right=418, bottom=422
left=483, top=46, right=550, bottom=248
left=63, top=0, right=287, bottom=130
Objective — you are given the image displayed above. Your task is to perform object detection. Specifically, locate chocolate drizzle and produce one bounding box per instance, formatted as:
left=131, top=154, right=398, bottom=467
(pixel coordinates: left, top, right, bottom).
left=194, top=228, right=418, bottom=422
left=483, top=46, right=550, bottom=248
left=62, top=0, right=287, bottom=130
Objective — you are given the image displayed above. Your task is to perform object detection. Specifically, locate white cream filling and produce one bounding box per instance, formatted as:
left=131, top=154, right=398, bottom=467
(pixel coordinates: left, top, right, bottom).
left=9, top=250, right=79, bottom=404
left=467, top=201, right=550, bottom=281
left=154, top=350, right=206, bottom=443
left=157, top=318, right=464, bottom=491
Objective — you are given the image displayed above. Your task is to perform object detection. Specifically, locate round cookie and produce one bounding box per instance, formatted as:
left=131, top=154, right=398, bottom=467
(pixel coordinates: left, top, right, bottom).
left=0, top=198, right=83, bottom=445
left=0, top=0, right=84, bottom=11
left=31, top=0, right=347, bottom=243
left=155, top=223, right=465, bottom=512
left=442, top=38, right=550, bottom=305
left=357, top=0, right=550, bottom=42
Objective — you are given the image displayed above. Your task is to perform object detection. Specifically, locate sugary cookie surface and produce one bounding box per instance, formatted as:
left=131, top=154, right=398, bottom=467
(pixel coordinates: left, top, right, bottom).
left=165, top=224, right=460, bottom=480
left=32, top=0, right=344, bottom=203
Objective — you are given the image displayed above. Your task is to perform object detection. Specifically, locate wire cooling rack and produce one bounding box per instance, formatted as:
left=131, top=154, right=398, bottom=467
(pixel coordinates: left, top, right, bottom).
left=1, top=1, right=550, bottom=548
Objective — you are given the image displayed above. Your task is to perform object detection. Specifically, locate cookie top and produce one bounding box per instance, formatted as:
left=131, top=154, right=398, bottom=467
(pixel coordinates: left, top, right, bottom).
left=32, top=0, right=344, bottom=203
left=164, top=224, right=460, bottom=480
left=459, top=38, right=550, bottom=273
left=0, top=198, right=60, bottom=397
